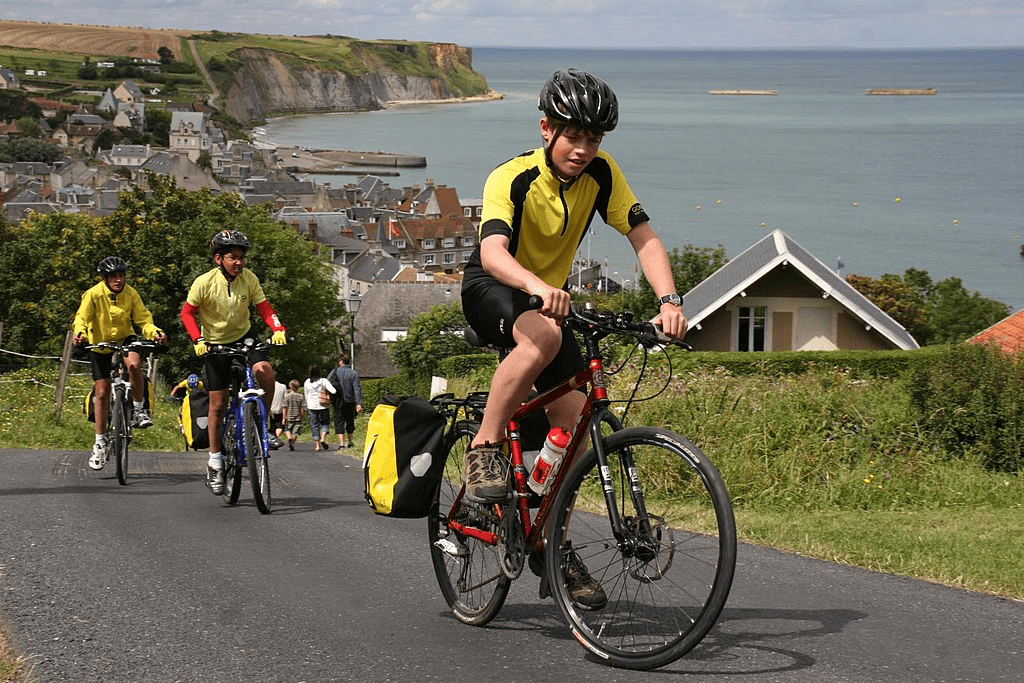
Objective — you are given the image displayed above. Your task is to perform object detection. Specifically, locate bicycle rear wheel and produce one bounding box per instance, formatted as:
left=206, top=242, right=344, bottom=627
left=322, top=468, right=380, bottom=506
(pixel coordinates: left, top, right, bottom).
left=428, top=420, right=511, bottom=626
left=222, top=413, right=242, bottom=505
left=546, top=426, right=736, bottom=670
left=111, top=386, right=130, bottom=486
left=244, top=401, right=272, bottom=514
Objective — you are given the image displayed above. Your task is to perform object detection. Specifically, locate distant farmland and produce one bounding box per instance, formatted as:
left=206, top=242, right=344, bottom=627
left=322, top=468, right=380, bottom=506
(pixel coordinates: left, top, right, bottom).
left=0, top=20, right=192, bottom=60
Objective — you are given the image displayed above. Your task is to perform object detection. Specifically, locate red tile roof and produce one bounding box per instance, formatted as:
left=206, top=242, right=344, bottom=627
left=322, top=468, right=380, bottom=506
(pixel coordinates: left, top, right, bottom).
left=970, top=309, right=1024, bottom=354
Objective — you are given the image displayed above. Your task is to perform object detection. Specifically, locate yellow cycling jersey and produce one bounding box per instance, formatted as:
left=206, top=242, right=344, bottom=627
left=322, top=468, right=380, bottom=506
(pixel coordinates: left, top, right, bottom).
left=472, top=147, right=649, bottom=288
left=185, top=267, right=268, bottom=343
left=72, top=281, right=160, bottom=350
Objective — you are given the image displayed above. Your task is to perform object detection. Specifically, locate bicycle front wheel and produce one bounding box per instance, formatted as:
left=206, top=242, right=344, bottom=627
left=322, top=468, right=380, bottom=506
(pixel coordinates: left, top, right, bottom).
left=427, top=420, right=511, bottom=626
left=546, top=426, right=736, bottom=670
left=111, top=386, right=130, bottom=486
left=222, top=413, right=242, bottom=505
left=244, top=401, right=272, bottom=514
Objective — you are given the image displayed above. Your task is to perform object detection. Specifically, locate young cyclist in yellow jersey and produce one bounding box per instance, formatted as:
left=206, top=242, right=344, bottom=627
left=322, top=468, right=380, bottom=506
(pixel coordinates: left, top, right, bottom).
left=180, top=230, right=288, bottom=495
left=460, top=69, right=687, bottom=609
left=73, top=256, right=167, bottom=470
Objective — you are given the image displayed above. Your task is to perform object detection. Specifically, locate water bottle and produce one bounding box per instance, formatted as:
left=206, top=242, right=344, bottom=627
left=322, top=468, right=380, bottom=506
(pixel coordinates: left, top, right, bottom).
left=528, top=427, right=571, bottom=496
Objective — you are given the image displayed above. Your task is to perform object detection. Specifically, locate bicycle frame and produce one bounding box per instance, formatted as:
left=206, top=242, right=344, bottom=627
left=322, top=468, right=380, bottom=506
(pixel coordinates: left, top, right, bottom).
left=445, top=320, right=644, bottom=558
left=223, top=355, right=269, bottom=466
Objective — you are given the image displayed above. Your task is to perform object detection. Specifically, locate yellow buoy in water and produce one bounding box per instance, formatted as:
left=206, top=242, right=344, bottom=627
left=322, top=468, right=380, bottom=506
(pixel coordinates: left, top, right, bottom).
left=894, top=197, right=901, bottom=203
left=952, top=218, right=959, bottom=225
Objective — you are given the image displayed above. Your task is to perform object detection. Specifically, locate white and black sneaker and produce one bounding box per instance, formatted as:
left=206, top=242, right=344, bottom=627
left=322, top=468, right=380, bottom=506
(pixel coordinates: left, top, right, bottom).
left=89, top=442, right=106, bottom=470
left=206, top=466, right=225, bottom=495
left=132, top=408, right=153, bottom=429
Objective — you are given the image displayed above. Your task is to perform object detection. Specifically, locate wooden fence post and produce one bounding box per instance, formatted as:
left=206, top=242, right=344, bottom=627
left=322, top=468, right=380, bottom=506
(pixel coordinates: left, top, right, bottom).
left=55, top=331, right=74, bottom=418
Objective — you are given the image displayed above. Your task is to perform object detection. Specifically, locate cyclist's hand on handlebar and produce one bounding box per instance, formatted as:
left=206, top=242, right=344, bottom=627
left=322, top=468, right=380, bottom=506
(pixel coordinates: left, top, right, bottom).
left=653, top=305, right=688, bottom=341
left=73, top=333, right=85, bottom=346
left=193, top=337, right=209, bottom=357
left=153, top=329, right=168, bottom=345
left=271, top=329, right=288, bottom=346
left=529, top=285, right=570, bottom=321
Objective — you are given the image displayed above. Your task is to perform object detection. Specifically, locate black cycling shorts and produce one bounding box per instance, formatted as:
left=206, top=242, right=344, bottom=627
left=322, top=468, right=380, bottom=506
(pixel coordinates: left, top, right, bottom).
left=202, top=335, right=270, bottom=392
left=461, top=278, right=585, bottom=394
left=87, top=335, right=138, bottom=381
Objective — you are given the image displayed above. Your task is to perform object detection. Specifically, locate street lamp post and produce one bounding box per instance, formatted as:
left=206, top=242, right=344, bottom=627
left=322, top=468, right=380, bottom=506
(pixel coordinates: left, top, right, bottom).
left=345, top=290, right=362, bottom=369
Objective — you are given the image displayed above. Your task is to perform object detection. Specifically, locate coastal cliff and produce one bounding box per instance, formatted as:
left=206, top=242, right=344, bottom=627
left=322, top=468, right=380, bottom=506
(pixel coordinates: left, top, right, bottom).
left=222, top=42, right=488, bottom=124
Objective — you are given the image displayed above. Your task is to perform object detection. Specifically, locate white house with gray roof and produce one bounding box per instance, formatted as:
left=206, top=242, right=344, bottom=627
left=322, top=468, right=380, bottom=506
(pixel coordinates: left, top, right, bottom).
left=683, top=229, right=919, bottom=352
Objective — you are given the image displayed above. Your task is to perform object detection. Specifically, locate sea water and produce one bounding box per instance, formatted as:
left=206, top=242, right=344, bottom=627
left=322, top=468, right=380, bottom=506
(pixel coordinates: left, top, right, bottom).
left=258, top=48, right=1024, bottom=310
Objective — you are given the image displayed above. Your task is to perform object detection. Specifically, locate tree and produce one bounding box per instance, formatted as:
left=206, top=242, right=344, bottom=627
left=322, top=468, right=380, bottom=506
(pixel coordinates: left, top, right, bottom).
left=615, top=243, right=729, bottom=319
left=158, top=46, right=175, bottom=65
left=0, top=174, right=347, bottom=383
left=846, top=269, right=1009, bottom=345
left=388, top=303, right=477, bottom=378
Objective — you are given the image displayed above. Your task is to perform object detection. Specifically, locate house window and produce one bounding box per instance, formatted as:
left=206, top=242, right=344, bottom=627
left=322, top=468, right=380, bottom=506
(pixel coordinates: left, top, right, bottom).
left=464, top=207, right=471, bottom=217
left=423, top=238, right=436, bottom=249
left=381, top=328, right=407, bottom=343
left=443, top=252, right=456, bottom=265
left=423, top=254, right=436, bottom=265
left=462, top=235, right=475, bottom=247
left=738, top=306, right=767, bottom=352
left=443, top=237, right=455, bottom=248
left=392, top=239, right=406, bottom=248
left=461, top=251, right=472, bottom=263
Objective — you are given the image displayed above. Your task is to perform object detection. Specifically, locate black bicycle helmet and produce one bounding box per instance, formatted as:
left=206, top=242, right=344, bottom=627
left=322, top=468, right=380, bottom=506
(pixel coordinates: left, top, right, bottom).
left=210, top=229, right=250, bottom=255
left=97, top=256, right=128, bottom=275
left=538, top=68, right=619, bottom=133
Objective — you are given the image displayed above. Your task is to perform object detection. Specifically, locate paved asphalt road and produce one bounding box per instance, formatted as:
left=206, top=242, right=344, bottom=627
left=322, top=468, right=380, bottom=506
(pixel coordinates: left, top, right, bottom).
left=1, top=445, right=1021, bottom=682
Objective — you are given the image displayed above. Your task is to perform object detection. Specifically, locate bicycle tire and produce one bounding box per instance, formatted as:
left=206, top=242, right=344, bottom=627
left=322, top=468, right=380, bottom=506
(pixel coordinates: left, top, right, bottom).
left=111, top=386, right=130, bottom=486
left=546, top=426, right=736, bottom=670
left=428, top=420, right=511, bottom=625
left=222, top=413, right=242, bottom=505
left=244, top=401, right=272, bottom=514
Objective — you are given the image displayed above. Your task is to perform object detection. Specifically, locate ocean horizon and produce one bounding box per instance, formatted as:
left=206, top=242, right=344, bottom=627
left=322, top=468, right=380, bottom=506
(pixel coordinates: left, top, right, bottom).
left=257, top=47, right=1024, bottom=311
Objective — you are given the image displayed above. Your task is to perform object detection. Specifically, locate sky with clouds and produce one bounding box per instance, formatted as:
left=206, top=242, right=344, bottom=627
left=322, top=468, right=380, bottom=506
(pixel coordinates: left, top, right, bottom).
left=2, top=1, right=1022, bottom=49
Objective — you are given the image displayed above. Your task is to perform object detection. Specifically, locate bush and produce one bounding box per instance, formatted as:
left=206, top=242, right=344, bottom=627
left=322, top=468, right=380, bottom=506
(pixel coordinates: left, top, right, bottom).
left=908, top=343, right=1024, bottom=472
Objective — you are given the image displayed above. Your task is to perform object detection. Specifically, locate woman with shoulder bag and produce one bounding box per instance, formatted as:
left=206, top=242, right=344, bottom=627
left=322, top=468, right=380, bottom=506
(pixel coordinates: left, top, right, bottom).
left=303, top=364, right=335, bottom=451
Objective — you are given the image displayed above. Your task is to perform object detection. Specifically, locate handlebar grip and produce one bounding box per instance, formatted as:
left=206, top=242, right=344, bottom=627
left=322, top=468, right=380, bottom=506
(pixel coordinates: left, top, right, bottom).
left=527, top=295, right=543, bottom=310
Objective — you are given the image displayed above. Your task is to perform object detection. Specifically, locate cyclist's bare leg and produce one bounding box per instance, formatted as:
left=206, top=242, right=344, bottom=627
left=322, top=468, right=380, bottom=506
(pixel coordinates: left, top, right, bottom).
left=252, top=360, right=276, bottom=416
left=207, top=388, right=229, bottom=451
left=471, top=311, right=563, bottom=448
left=92, top=378, right=111, bottom=436
left=125, top=351, right=144, bottom=403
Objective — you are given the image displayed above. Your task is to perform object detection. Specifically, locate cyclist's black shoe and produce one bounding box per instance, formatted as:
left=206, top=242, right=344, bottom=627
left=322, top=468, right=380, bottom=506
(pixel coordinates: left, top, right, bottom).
left=206, top=466, right=225, bottom=495
left=562, top=542, right=607, bottom=611
left=463, top=443, right=507, bottom=503
left=269, top=435, right=284, bottom=450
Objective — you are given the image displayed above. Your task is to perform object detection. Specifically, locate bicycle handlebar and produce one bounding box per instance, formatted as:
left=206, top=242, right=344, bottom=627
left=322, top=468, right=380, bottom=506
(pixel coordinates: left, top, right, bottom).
left=526, top=295, right=692, bottom=351
left=84, top=339, right=168, bottom=354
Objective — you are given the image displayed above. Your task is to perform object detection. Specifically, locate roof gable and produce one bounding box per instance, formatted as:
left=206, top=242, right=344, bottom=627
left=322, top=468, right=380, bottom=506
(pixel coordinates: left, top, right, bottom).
left=685, top=229, right=919, bottom=350
left=970, top=309, right=1024, bottom=354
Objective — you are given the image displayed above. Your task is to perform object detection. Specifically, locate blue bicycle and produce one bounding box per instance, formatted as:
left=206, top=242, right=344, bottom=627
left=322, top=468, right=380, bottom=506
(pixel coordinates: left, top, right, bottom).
left=206, top=339, right=276, bottom=514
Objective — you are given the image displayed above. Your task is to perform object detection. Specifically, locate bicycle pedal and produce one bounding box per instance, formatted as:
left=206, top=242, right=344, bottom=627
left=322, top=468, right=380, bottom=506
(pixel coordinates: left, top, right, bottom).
left=433, top=538, right=467, bottom=558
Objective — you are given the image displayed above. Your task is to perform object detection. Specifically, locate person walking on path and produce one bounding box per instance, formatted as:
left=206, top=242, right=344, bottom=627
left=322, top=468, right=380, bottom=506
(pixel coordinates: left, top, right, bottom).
left=303, top=365, right=334, bottom=451
left=326, top=354, right=362, bottom=449
left=281, top=379, right=305, bottom=450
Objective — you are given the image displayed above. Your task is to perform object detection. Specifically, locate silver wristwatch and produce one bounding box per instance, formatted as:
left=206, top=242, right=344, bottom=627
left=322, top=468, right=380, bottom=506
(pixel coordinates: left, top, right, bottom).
left=658, top=293, right=682, bottom=307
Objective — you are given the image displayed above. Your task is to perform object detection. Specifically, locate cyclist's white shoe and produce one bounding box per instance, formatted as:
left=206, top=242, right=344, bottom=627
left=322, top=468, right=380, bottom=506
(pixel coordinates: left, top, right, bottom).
left=206, top=466, right=225, bottom=495
left=89, top=443, right=106, bottom=470
left=132, top=408, right=153, bottom=429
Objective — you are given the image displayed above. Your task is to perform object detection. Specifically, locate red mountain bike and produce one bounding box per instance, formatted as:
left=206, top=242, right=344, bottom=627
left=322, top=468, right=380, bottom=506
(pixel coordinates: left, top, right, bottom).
left=428, top=303, right=736, bottom=670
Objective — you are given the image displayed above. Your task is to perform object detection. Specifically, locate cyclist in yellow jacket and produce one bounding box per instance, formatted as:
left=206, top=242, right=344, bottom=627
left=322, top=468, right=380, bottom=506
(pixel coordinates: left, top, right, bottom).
left=73, top=256, right=167, bottom=470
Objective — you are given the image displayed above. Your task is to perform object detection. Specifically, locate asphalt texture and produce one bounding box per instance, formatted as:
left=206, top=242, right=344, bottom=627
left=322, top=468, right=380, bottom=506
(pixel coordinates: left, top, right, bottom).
left=1, top=444, right=1021, bottom=682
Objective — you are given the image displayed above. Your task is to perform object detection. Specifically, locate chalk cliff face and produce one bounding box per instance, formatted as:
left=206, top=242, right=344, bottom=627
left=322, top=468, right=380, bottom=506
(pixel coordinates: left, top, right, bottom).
left=222, top=43, right=479, bottom=124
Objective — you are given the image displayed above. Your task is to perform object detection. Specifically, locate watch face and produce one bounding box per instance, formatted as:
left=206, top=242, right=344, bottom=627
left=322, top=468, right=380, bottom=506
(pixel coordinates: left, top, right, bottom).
left=661, top=294, right=681, bottom=306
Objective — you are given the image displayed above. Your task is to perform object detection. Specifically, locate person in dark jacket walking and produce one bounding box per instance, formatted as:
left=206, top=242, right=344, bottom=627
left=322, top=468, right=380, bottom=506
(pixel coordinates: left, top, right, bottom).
left=326, top=354, right=362, bottom=449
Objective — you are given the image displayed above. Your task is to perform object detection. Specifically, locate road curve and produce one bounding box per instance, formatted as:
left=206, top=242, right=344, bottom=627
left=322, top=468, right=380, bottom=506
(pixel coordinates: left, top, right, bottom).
left=1, top=446, right=1021, bottom=682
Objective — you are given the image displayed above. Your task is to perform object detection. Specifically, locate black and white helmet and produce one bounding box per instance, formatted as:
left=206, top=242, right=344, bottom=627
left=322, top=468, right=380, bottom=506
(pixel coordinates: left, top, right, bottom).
left=97, top=256, right=128, bottom=275
left=210, top=229, right=250, bottom=255
left=538, top=68, right=619, bottom=133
